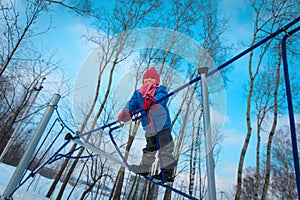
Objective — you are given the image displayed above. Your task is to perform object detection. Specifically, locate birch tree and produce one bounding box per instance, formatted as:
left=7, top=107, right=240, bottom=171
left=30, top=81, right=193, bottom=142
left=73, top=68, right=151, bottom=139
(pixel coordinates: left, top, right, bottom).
left=47, top=1, right=163, bottom=199
left=240, top=124, right=300, bottom=199
left=46, top=0, right=229, bottom=198
left=235, top=0, right=300, bottom=199
left=269, top=124, right=300, bottom=199
left=0, top=0, right=64, bottom=161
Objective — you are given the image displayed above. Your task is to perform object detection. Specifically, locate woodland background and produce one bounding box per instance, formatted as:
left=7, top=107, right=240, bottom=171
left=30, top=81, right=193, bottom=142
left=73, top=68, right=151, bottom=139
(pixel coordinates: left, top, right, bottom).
left=0, top=0, right=300, bottom=199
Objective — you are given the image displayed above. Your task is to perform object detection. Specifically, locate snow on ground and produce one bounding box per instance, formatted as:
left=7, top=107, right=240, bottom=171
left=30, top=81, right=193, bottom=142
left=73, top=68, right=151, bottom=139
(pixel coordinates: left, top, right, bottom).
left=0, top=163, right=84, bottom=200
left=0, top=163, right=49, bottom=199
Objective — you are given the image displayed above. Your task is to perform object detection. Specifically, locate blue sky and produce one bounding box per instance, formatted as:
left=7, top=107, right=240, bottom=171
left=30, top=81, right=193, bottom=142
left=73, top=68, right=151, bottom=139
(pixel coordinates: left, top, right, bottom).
left=32, top=0, right=300, bottom=195
left=33, top=0, right=246, bottom=190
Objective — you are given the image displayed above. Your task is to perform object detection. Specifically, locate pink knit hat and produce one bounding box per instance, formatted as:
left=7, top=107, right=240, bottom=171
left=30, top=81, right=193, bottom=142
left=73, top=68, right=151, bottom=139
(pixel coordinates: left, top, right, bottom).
left=143, top=67, right=160, bottom=84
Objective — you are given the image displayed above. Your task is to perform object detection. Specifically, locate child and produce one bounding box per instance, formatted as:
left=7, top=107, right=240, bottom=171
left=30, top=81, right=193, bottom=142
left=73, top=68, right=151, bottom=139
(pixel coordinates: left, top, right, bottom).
left=118, top=67, right=176, bottom=182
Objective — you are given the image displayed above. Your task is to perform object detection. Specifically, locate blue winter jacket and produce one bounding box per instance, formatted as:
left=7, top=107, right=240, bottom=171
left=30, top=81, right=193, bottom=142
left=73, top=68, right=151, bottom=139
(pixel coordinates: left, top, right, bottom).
left=123, top=85, right=171, bottom=133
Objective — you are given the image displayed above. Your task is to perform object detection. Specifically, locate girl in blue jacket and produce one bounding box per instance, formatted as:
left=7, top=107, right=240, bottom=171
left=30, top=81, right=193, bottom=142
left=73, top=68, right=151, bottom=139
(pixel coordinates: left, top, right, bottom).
left=118, top=67, right=176, bottom=182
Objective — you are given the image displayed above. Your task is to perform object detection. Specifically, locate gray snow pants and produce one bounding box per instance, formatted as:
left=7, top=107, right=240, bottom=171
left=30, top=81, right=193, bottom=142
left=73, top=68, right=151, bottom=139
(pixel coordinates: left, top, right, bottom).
left=141, top=127, right=176, bottom=170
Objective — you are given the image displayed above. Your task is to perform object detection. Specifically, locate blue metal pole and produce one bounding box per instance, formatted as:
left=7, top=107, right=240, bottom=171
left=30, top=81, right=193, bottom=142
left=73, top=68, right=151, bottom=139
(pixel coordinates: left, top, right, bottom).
left=281, top=25, right=300, bottom=200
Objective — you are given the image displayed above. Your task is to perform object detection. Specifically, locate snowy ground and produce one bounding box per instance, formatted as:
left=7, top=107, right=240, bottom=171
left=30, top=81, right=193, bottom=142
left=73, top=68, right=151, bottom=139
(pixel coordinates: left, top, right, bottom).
left=0, top=162, right=223, bottom=199
left=0, top=163, right=85, bottom=200
left=0, top=163, right=49, bottom=199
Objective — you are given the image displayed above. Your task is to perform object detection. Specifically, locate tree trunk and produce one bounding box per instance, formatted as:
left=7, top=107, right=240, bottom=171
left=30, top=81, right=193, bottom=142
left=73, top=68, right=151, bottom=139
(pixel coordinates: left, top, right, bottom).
left=235, top=50, right=255, bottom=200
left=261, top=47, right=281, bottom=199
left=112, top=121, right=139, bottom=199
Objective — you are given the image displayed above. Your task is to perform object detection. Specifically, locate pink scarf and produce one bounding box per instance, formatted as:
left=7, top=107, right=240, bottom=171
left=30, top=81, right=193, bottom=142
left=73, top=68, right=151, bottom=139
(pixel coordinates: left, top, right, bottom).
left=139, top=83, right=158, bottom=99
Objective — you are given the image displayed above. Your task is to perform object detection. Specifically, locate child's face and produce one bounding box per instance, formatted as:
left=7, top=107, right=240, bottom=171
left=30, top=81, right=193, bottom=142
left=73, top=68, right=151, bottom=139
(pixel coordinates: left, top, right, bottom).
left=143, top=77, right=157, bottom=85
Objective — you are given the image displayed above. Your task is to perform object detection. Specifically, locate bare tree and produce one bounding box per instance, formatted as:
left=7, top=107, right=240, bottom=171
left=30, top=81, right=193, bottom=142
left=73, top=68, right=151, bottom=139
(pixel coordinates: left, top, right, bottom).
left=0, top=0, right=94, bottom=156
left=235, top=0, right=300, bottom=199
left=0, top=0, right=49, bottom=149
left=239, top=167, right=266, bottom=199
left=0, top=49, right=61, bottom=160
left=269, top=124, right=300, bottom=199
left=37, top=0, right=228, bottom=199
left=47, top=1, right=163, bottom=199
left=238, top=124, right=300, bottom=199
left=0, top=0, right=50, bottom=77
left=0, top=0, right=104, bottom=199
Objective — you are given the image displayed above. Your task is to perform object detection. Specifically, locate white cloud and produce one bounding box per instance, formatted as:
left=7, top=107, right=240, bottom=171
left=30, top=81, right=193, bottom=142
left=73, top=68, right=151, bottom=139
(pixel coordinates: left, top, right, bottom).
left=216, top=174, right=236, bottom=189
left=211, top=107, right=231, bottom=126
left=221, top=128, right=245, bottom=147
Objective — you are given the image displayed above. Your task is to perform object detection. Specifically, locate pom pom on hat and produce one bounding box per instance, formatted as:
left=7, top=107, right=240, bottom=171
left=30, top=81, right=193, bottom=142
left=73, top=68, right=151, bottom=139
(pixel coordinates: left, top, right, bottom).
left=143, top=67, right=160, bottom=84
